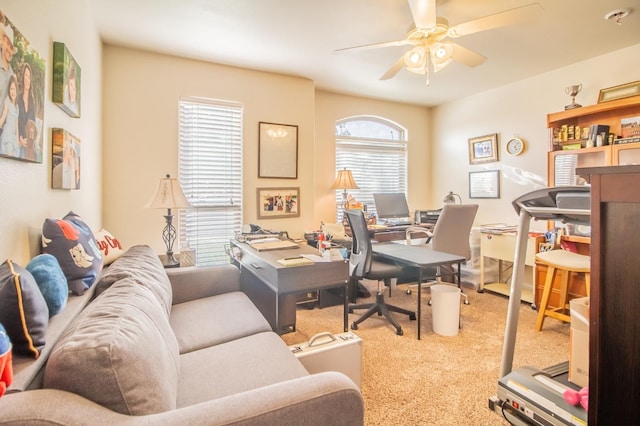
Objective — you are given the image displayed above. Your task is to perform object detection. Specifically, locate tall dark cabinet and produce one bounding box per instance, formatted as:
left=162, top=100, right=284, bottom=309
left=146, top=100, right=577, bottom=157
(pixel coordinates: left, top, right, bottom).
left=577, top=165, right=640, bottom=426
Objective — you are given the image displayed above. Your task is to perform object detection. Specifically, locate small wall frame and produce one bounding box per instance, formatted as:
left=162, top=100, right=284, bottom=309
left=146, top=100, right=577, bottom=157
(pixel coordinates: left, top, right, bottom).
left=468, top=133, right=498, bottom=164
left=469, top=170, right=500, bottom=199
left=257, top=187, right=300, bottom=219
left=52, top=42, right=81, bottom=117
left=258, top=122, right=298, bottom=179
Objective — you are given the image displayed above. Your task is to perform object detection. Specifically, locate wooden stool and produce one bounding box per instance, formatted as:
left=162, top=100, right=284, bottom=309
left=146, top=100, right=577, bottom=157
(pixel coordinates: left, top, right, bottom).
left=535, top=250, right=590, bottom=331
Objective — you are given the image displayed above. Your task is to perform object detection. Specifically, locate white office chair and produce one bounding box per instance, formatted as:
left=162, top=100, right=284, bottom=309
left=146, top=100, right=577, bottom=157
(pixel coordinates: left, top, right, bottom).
left=404, top=204, right=479, bottom=305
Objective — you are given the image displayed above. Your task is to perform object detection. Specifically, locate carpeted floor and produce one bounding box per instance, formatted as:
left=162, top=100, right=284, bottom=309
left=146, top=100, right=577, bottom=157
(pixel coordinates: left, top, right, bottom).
left=280, top=281, right=571, bottom=426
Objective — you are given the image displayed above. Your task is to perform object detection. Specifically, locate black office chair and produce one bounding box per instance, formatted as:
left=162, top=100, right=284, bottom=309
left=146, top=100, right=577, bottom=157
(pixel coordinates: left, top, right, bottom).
left=345, top=209, right=416, bottom=335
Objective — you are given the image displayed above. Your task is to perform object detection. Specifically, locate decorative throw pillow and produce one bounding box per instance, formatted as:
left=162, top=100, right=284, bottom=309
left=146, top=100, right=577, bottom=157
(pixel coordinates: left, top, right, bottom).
left=93, top=228, right=125, bottom=265
left=42, top=211, right=103, bottom=296
left=26, top=254, right=69, bottom=316
left=0, top=259, right=49, bottom=358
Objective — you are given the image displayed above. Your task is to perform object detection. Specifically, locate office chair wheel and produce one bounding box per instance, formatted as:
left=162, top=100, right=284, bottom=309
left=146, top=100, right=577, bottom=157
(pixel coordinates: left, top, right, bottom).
left=409, top=313, right=416, bottom=321
left=351, top=322, right=359, bottom=330
left=464, top=299, right=470, bottom=305
left=428, top=299, right=432, bottom=306
left=405, top=289, right=412, bottom=295
left=348, top=307, right=354, bottom=313
left=396, top=327, right=403, bottom=336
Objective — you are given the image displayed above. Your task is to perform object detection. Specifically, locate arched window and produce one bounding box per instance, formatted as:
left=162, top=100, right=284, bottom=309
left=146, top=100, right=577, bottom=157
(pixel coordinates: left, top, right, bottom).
left=335, top=116, right=408, bottom=221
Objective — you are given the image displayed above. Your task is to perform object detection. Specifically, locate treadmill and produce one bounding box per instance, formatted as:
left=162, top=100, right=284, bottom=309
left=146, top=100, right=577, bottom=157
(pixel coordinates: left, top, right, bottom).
left=490, top=186, right=590, bottom=426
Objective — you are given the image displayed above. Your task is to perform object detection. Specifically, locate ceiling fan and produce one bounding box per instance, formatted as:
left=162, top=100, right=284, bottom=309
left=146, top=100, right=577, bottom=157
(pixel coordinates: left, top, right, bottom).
left=335, top=0, right=541, bottom=85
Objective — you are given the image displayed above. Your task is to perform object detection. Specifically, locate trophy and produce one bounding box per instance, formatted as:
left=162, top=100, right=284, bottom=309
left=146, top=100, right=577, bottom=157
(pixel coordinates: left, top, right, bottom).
left=565, top=84, right=582, bottom=110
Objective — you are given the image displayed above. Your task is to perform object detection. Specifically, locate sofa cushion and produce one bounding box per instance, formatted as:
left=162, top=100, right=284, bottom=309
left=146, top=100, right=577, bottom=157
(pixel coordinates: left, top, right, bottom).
left=26, top=254, right=68, bottom=316
left=177, top=331, right=308, bottom=407
left=41, top=211, right=103, bottom=296
left=43, top=279, right=180, bottom=415
left=170, top=291, right=271, bottom=354
left=0, top=260, right=48, bottom=358
left=93, top=228, right=125, bottom=265
left=95, top=245, right=172, bottom=316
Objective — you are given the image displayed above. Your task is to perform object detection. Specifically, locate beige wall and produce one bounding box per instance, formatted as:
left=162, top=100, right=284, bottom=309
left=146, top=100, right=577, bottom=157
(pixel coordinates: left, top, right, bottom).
left=314, top=90, right=431, bottom=224
left=102, top=46, right=316, bottom=251
left=432, top=43, right=640, bottom=230
left=0, top=0, right=102, bottom=264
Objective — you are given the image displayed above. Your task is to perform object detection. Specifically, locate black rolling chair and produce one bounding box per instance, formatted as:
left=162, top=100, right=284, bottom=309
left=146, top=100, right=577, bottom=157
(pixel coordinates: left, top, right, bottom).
left=345, top=209, right=416, bottom=335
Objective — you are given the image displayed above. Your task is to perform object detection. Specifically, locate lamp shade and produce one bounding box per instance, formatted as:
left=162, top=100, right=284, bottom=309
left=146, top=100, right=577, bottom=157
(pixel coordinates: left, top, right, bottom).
left=146, top=174, right=191, bottom=209
left=443, top=191, right=462, bottom=204
left=331, top=169, right=359, bottom=190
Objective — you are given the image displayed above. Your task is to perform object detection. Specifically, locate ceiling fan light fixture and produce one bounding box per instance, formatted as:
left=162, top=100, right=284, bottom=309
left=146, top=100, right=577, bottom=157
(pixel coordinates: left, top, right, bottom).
left=403, top=46, right=427, bottom=74
left=430, top=42, right=453, bottom=72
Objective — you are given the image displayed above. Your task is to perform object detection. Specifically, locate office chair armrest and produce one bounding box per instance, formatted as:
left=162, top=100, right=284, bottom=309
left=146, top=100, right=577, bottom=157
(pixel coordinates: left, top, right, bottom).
left=405, top=226, right=433, bottom=245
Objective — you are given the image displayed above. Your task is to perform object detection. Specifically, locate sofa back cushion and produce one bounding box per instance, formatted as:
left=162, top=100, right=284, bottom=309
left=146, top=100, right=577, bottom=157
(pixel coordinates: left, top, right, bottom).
left=43, top=278, right=180, bottom=415
left=95, top=245, right=172, bottom=316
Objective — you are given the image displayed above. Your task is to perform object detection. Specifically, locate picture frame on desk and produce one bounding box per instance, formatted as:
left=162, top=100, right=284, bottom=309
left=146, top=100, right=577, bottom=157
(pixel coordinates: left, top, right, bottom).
left=257, top=187, right=300, bottom=219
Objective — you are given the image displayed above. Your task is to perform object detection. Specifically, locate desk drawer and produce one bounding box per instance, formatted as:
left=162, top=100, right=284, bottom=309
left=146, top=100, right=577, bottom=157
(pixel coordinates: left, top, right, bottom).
left=481, top=233, right=537, bottom=266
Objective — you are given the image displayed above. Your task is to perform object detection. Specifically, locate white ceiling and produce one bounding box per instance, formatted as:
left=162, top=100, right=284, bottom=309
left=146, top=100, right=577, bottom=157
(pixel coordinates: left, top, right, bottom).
left=88, top=0, right=640, bottom=107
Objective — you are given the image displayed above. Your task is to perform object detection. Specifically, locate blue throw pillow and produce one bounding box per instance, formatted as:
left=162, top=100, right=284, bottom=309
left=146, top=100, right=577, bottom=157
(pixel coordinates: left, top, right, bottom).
left=26, top=254, right=68, bottom=316
left=42, top=211, right=103, bottom=295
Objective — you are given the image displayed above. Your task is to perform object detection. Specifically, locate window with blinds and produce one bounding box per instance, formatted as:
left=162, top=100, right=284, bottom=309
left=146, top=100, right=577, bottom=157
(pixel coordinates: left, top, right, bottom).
left=178, top=97, right=243, bottom=266
left=335, top=116, right=408, bottom=221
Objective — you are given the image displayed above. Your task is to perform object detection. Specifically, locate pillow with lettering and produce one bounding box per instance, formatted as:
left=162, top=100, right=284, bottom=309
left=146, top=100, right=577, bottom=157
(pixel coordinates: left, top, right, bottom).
left=94, top=229, right=125, bottom=266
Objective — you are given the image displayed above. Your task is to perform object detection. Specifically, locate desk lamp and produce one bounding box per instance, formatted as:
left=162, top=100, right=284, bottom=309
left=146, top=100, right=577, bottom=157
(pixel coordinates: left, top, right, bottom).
left=443, top=191, right=462, bottom=204
left=331, top=168, right=359, bottom=209
left=146, top=174, right=191, bottom=268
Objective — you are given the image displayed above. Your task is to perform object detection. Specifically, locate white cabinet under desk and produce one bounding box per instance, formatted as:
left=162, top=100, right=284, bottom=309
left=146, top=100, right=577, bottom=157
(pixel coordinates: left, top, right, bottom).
left=479, top=232, right=544, bottom=305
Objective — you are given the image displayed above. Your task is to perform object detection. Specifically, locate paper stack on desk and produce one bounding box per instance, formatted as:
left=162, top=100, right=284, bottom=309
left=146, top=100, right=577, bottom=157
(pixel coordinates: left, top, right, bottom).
left=248, top=238, right=299, bottom=251
left=277, top=257, right=315, bottom=267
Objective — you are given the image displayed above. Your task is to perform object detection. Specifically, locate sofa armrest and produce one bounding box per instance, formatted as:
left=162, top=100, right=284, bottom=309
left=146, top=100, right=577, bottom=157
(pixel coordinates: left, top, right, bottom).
left=0, top=373, right=363, bottom=425
left=167, top=264, right=241, bottom=305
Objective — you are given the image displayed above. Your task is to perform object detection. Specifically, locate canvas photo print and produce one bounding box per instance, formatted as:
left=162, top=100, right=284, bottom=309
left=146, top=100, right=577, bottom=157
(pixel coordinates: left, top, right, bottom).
left=52, top=41, right=81, bottom=118
left=0, top=10, right=46, bottom=163
left=51, top=128, right=81, bottom=190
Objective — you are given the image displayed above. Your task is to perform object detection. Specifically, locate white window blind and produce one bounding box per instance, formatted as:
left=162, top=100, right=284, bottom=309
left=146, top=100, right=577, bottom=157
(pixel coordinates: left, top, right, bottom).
left=335, top=117, right=407, bottom=221
left=178, top=97, right=243, bottom=266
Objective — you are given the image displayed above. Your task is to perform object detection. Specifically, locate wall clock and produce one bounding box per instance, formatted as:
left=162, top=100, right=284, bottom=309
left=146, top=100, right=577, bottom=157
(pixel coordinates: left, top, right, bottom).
left=506, top=137, right=526, bottom=156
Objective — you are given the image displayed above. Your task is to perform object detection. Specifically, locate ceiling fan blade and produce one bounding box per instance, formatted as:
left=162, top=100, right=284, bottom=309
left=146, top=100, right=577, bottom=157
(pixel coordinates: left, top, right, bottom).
left=448, top=2, right=542, bottom=38
left=380, top=57, right=406, bottom=80
left=451, top=43, right=487, bottom=68
left=334, top=39, right=411, bottom=53
left=408, top=0, right=436, bottom=30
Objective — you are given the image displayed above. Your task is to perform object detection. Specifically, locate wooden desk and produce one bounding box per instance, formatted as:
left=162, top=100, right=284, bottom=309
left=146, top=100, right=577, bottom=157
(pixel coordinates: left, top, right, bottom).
left=372, top=243, right=465, bottom=340
left=479, top=232, right=544, bottom=304
left=230, top=240, right=349, bottom=334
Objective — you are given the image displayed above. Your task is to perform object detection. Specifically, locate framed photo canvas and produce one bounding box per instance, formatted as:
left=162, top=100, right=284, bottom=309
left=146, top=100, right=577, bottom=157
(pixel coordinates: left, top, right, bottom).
left=258, top=122, right=298, bottom=178
left=257, top=187, right=299, bottom=218
left=52, top=42, right=81, bottom=117
left=51, top=128, right=81, bottom=190
left=0, top=10, right=46, bottom=163
left=468, top=133, right=498, bottom=164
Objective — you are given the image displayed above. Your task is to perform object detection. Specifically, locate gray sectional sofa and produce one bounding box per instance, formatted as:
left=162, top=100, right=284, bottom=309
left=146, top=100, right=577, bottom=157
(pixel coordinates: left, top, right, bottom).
left=0, top=245, right=364, bottom=425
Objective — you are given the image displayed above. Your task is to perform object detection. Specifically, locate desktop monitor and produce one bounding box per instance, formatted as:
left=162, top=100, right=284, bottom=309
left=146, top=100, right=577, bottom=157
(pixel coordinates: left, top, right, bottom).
left=373, top=192, right=410, bottom=220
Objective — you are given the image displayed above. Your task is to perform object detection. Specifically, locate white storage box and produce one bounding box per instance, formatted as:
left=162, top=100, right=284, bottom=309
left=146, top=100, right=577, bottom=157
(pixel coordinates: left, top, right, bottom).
left=289, top=331, right=362, bottom=389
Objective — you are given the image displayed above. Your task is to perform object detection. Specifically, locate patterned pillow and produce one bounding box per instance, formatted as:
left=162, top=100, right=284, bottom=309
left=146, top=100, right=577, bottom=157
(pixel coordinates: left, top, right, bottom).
left=93, top=228, right=125, bottom=265
left=42, top=212, right=103, bottom=296
left=0, top=259, right=49, bottom=358
left=26, top=254, right=69, bottom=316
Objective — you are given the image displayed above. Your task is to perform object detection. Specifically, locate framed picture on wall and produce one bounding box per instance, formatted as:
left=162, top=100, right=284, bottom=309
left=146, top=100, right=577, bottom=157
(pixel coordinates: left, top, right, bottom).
left=258, top=122, right=298, bottom=179
left=468, top=133, right=498, bottom=164
left=52, top=41, right=81, bottom=117
left=51, top=128, right=81, bottom=190
left=469, top=170, right=500, bottom=199
left=0, top=10, right=46, bottom=163
left=257, top=187, right=300, bottom=219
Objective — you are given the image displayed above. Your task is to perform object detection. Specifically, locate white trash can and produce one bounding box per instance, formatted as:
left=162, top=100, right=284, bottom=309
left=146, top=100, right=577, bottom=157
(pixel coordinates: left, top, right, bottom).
left=430, top=284, right=461, bottom=336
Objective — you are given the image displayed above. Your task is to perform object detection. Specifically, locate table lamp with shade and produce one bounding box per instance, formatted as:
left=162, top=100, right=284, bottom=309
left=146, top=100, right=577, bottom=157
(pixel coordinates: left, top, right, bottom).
left=146, top=174, right=191, bottom=268
left=331, top=168, right=359, bottom=209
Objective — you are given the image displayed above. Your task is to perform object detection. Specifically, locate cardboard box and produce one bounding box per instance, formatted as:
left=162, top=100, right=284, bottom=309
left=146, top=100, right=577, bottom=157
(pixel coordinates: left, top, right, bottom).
left=569, top=297, right=589, bottom=387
